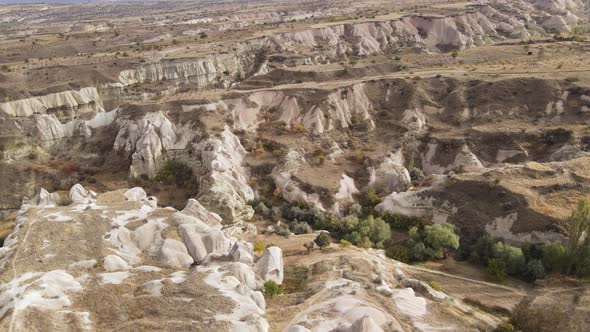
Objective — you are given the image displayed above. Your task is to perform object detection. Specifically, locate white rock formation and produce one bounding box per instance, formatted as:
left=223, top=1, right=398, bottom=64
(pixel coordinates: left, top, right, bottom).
left=103, top=255, right=130, bottom=272
left=196, top=125, right=255, bottom=224
left=157, top=239, right=194, bottom=268
left=0, top=87, right=103, bottom=117
left=68, top=184, right=97, bottom=204
left=334, top=174, right=360, bottom=212
left=368, top=151, right=411, bottom=193
left=0, top=185, right=281, bottom=330
left=485, top=212, right=567, bottom=245
left=262, top=4, right=552, bottom=57
left=24, top=188, right=60, bottom=208
left=255, top=246, right=284, bottom=284
left=117, top=54, right=245, bottom=87
left=272, top=150, right=324, bottom=209
left=375, top=188, right=456, bottom=224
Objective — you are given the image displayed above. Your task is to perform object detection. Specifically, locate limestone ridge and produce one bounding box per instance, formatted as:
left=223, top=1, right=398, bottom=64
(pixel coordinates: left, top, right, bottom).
left=257, top=0, right=583, bottom=56
left=114, top=112, right=254, bottom=225
left=0, top=185, right=282, bottom=331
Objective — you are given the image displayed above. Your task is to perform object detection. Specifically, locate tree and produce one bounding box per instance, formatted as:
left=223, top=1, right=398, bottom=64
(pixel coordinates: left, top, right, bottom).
left=542, top=241, right=567, bottom=273
left=566, top=198, right=590, bottom=274
left=523, top=259, right=546, bottom=281
left=367, top=216, right=391, bottom=244
left=314, top=232, right=332, bottom=250
left=451, top=51, right=459, bottom=58
left=487, top=258, right=507, bottom=282
left=422, top=223, right=460, bottom=258
left=502, top=245, right=526, bottom=276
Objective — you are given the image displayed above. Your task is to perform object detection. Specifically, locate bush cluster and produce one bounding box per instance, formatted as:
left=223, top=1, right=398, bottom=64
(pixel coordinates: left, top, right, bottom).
left=463, top=234, right=567, bottom=282
left=252, top=200, right=391, bottom=248
left=384, top=223, right=460, bottom=262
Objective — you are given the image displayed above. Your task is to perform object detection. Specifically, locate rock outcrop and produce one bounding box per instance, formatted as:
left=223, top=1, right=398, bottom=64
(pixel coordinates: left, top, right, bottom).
left=259, top=1, right=579, bottom=57
left=0, top=185, right=281, bottom=331
left=0, top=87, right=103, bottom=118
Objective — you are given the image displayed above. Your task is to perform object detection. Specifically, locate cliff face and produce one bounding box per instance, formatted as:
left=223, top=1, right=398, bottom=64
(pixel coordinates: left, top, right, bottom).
left=256, top=1, right=580, bottom=56
left=117, top=54, right=246, bottom=87
left=0, top=87, right=103, bottom=118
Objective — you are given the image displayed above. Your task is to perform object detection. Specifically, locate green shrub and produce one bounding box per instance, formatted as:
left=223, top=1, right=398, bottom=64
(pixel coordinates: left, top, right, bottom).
left=381, top=212, right=422, bottom=230
left=314, top=232, right=332, bottom=249
left=282, top=265, right=310, bottom=293
left=523, top=259, right=545, bottom=281
left=385, top=243, right=411, bottom=263
left=487, top=258, right=507, bottom=282
left=493, top=322, right=515, bottom=332
left=263, top=280, right=283, bottom=297
left=472, top=234, right=498, bottom=263
left=339, top=239, right=351, bottom=248
left=429, top=281, right=442, bottom=292
left=364, top=188, right=381, bottom=208
left=292, top=221, right=312, bottom=234
left=542, top=241, right=567, bottom=273
left=156, top=160, right=195, bottom=186
left=253, top=240, right=266, bottom=255
left=275, top=224, right=291, bottom=237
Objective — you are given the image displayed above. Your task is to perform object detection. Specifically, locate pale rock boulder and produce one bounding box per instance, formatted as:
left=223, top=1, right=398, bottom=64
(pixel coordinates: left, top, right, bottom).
left=369, top=151, right=411, bottom=193
left=145, top=196, right=158, bottom=209
left=178, top=198, right=223, bottom=226
left=333, top=174, right=360, bottom=213
left=114, top=111, right=196, bottom=179
left=224, top=262, right=260, bottom=290
left=453, top=145, right=484, bottom=170
left=103, top=255, right=130, bottom=272
left=25, top=188, right=60, bottom=208
left=124, top=187, right=147, bottom=202
left=179, top=223, right=232, bottom=262
left=286, top=326, right=311, bottom=332
left=157, top=239, right=194, bottom=268
left=132, top=219, right=167, bottom=251
left=400, top=109, right=426, bottom=133
left=229, top=240, right=255, bottom=264
left=255, top=246, right=284, bottom=284
left=346, top=315, right=384, bottom=332
left=375, top=188, right=456, bottom=224
left=130, top=124, right=164, bottom=179
left=68, top=184, right=96, bottom=204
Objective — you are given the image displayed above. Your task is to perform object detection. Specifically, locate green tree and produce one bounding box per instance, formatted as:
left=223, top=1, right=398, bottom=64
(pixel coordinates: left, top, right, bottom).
left=566, top=198, right=590, bottom=274
left=422, top=223, right=460, bottom=258
left=523, top=259, right=546, bottom=281
left=487, top=258, right=507, bottom=282
left=368, top=216, right=391, bottom=244
left=502, top=245, right=526, bottom=276
left=542, top=241, right=567, bottom=273
left=314, top=232, right=332, bottom=250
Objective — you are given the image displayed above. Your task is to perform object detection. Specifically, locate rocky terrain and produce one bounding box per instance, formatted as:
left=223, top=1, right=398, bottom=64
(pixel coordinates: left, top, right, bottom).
left=0, top=0, right=589, bottom=331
